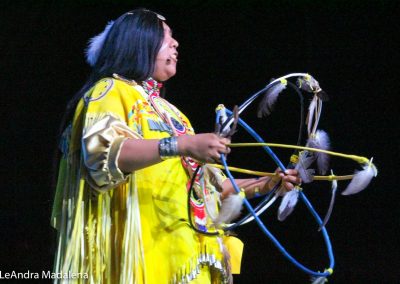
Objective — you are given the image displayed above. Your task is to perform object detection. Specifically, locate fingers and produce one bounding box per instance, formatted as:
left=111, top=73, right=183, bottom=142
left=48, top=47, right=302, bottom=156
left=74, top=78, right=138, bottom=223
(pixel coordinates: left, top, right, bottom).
left=186, top=133, right=231, bottom=164
left=213, top=135, right=231, bottom=156
left=220, top=137, right=231, bottom=145
left=274, top=169, right=302, bottom=191
left=282, top=175, right=301, bottom=185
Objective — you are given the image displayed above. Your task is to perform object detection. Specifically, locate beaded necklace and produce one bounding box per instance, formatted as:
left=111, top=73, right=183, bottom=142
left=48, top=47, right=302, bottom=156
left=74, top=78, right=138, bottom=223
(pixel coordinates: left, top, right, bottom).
left=141, top=78, right=188, bottom=136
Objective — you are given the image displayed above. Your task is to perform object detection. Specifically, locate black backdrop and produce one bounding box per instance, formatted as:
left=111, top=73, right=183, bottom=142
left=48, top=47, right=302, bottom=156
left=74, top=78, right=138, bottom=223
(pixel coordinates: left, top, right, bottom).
left=1, top=0, right=399, bottom=283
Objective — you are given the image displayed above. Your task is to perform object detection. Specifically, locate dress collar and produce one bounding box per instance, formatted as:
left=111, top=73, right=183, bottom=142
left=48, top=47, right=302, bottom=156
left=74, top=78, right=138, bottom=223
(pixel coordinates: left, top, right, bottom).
left=142, top=77, right=163, bottom=97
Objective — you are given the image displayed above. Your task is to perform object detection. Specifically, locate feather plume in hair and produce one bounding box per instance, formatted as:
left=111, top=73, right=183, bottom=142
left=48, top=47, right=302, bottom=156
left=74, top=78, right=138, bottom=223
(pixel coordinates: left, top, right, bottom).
left=341, top=161, right=378, bottom=195
left=295, top=151, right=316, bottom=183
left=277, top=189, right=300, bottom=221
left=214, top=193, right=244, bottom=226
left=257, top=80, right=287, bottom=117
left=306, top=130, right=331, bottom=175
left=85, top=21, right=115, bottom=66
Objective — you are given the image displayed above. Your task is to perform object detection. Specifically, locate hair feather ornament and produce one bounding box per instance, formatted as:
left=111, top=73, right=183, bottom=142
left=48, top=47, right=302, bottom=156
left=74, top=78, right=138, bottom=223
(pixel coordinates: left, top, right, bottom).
left=341, top=159, right=377, bottom=195
left=85, top=21, right=115, bottom=66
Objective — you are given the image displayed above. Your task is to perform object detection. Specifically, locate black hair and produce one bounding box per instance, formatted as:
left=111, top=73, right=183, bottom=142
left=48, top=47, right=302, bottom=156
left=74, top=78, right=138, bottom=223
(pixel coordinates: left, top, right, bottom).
left=94, top=9, right=164, bottom=81
left=52, top=9, right=165, bottom=188
left=60, top=8, right=164, bottom=135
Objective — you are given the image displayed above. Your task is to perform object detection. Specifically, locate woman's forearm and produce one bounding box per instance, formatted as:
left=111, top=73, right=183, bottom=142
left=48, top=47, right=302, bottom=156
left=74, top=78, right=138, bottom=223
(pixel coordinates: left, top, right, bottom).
left=221, top=176, right=274, bottom=199
left=118, top=139, right=162, bottom=172
left=221, top=169, right=301, bottom=199
left=118, top=133, right=231, bottom=173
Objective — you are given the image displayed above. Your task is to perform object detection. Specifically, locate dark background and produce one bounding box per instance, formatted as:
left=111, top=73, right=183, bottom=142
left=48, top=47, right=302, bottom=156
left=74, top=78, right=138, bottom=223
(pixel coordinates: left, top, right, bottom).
left=1, top=0, right=399, bottom=283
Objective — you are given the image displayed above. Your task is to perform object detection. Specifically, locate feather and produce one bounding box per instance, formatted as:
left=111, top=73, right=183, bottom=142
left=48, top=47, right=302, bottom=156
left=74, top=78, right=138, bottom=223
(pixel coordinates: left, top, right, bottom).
left=307, top=95, right=317, bottom=135
left=257, top=81, right=287, bottom=117
left=295, top=151, right=316, bottom=183
left=297, top=75, right=321, bottom=93
left=310, top=276, right=328, bottom=284
left=277, top=189, right=300, bottom=221
left=316, top=90, right=329, bottom=101
left=85, top=21, right=114, bottom=66
left=341, top=162, right=378, bottom=195
left=306, top=130, right=331, bottom=175
left=214, top=194, right=244, bottom=226
left=319, top=171, right=338, bottom=231
left=297, top=78, right=312, bottom=92
left=204, top=165, right=225, bottom=192
left=237, top=193, right=279, bottom=226
left=219, top=238, right=233, bottom=284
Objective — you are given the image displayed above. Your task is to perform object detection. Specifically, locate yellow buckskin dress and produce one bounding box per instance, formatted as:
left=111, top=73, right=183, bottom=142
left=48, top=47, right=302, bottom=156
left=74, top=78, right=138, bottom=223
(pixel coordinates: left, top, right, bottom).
left=51, top=76, right=240, bottom=283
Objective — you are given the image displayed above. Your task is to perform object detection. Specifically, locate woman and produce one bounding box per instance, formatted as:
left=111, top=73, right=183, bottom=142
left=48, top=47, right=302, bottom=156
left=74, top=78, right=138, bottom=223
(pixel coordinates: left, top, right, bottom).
left=51, top=9, right=300, bottom=283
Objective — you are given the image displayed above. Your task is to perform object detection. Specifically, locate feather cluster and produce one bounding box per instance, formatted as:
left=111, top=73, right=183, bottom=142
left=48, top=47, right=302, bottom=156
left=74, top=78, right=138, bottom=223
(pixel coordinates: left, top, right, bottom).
left=341, top=163, right=378, bottom=195
left=277, top=189, right=300, bottom=221
left=257, top=81, right=287, bottom=117
left=214, top=193, right=244, bottom=226
left=85, top=21, right=114, bottom=66
left=306, top=130, right=331, bottom=175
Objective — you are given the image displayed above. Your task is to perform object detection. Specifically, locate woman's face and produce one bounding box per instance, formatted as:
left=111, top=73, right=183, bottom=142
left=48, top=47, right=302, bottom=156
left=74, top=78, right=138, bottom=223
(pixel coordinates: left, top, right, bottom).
left=152, top=22, right=179, bottom=81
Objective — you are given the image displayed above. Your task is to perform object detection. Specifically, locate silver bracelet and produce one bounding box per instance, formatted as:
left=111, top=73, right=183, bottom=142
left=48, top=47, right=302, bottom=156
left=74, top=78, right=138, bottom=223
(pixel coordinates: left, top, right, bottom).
left=158, top=136, right=179, bottom=160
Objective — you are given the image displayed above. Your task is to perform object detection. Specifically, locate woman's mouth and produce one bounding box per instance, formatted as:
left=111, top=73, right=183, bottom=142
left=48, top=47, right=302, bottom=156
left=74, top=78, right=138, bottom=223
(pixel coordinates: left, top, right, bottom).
left=169, top=53, right=178, bottom=62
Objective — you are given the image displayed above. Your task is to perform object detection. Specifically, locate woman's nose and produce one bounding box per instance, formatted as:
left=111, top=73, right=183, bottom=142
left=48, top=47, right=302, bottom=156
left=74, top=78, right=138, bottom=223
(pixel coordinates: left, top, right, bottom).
left=171, top=38, right=179, bottom=48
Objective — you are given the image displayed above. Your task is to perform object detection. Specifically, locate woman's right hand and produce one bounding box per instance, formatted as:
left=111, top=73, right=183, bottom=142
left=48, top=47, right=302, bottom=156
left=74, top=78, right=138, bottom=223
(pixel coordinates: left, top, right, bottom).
left=177, top=133, right=230, bottom=164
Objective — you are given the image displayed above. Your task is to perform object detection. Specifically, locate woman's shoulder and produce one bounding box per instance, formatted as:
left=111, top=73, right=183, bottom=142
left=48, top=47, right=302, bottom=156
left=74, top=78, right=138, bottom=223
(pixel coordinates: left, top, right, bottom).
left=86, top=77, right=144, bottom=104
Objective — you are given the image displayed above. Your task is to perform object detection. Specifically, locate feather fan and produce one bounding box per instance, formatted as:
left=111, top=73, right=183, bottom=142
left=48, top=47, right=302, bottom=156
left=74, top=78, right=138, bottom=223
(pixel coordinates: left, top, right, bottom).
left=85, top=21, right=114, bottom=66
left=306, top=130, right=331, bottom=175
left=257, top=81, right=287, bottom=117
left=277, top=189, right=300, bottom=221
left=341, top=163, right=378, bottom=195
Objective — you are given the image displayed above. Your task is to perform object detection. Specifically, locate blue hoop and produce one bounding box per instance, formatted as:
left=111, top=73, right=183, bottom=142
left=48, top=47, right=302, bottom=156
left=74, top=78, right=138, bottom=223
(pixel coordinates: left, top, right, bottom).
left=218, top=108, right=335, bottom=278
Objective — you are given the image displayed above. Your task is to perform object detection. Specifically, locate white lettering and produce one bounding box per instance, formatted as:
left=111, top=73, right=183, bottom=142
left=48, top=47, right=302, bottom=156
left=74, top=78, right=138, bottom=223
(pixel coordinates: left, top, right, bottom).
left=0, top=270, right=88, bottom=279
left=42, top=270, right=51, bottom=278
